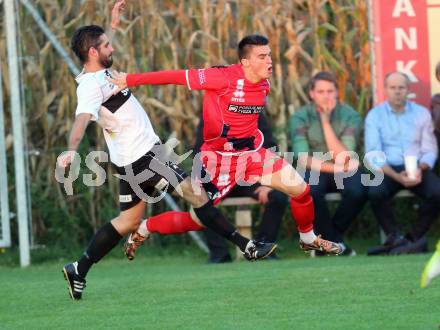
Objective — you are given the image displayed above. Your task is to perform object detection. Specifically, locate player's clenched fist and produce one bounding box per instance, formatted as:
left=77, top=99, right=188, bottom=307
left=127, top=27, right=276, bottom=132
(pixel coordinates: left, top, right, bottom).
left=57, top=150, right=76, bottom=168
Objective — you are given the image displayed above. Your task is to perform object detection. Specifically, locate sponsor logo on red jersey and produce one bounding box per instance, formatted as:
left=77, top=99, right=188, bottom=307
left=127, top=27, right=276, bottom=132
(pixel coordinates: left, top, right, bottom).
left=227, top=104, right=265, bottom=114
left=231, top=79, right=245, bottom=102
left=198, top=69, right=206, bottom=85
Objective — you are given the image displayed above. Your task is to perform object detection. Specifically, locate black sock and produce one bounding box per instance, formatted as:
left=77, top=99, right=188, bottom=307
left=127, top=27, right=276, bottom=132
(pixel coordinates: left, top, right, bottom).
left=77, top=253, right=93, bottom=278
left=77, top=222, right=122, bottom=278
left=229, top=230, right=250, bottom=252
left=194, top=201, right=250, bottom=251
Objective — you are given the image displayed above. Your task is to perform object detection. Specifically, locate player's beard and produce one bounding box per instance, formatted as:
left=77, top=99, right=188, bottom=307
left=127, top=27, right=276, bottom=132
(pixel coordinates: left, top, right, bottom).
left=99, top=54, right=113, bottom=69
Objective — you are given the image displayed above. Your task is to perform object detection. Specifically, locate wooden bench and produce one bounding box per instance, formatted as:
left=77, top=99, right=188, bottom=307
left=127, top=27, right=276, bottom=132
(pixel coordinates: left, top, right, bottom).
left=220, top=190, right=415, bottom=258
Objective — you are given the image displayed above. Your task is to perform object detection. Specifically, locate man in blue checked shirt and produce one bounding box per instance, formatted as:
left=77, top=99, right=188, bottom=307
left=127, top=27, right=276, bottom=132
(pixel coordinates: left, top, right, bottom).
left=365, top=71, right=440, bottom=255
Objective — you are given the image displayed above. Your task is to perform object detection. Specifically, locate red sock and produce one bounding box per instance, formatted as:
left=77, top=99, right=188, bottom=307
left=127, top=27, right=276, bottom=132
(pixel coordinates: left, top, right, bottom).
left=146, top=211, right=204, bottom=235
left=290, top=185, right=314, bottom=233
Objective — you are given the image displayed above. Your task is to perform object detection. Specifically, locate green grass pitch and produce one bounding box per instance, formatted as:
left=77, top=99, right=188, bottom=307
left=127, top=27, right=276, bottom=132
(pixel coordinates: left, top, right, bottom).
left=0, top=254, right=439, bottom=329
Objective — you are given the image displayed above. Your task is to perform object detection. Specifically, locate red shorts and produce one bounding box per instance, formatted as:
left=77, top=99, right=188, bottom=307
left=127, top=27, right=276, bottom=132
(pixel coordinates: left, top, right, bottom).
left=198, top=145, right=289, bottom=205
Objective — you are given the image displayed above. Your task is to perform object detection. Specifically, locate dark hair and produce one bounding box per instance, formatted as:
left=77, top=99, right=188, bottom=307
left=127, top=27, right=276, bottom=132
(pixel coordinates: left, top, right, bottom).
left=71, top=25, right=105, bottom=63
left=237, top=34, right=269, bottom=61
left=309, top=71, right=338, bottom=90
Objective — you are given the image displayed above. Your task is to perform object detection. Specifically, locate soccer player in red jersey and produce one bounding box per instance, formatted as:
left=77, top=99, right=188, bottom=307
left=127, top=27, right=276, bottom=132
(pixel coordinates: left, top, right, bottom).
left=108, top=35, right=343, bottom=257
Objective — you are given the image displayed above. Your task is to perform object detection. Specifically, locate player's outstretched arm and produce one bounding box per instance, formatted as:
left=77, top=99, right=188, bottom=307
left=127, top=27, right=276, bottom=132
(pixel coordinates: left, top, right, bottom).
left=108, top=67, right=229, bottom=95
left=57, top=113, right=91, bottom=168
left=108, top=69, right=188, bottom=92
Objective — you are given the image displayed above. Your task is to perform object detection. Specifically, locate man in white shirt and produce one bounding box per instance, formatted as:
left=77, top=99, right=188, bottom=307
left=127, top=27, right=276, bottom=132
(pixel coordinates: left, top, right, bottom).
left=365, top=72, right=440, bottom=255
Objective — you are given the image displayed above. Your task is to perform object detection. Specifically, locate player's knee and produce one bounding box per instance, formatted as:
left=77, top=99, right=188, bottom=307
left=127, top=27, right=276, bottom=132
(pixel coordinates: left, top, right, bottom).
left=178, top=178, right=208, bottom=207
left=116, top=213, right=142, bottom=232
left=290, top=183, right=311, bottom=202
left=189, top=207, right=204, bottom=227
left=126, top=219, right=142, bottom=232
left=192, top=195, right=209, bottom=208
left=288, top=181, right=308, bottom=198
left=185, top=188, right=209, bottom=208
left=193, top=200, right=220, bottom=227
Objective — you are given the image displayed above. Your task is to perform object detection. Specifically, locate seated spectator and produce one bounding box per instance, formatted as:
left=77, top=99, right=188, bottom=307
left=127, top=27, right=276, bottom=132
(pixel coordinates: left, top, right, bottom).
left=289, top=71, right=366, bottom=256
left=430, top=62, right=440, bottom=147
left=194, top=114, right=288, bottom=263
left=365, top=71, right=440, bottom=255
left=431, top=93, right=440, bottom=142
left=429, top=93, right=440, bottom=176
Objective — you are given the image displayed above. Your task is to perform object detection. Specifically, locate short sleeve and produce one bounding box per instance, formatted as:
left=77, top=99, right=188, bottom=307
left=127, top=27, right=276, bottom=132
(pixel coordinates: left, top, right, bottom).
left=75, top=78, right=103, bottom=121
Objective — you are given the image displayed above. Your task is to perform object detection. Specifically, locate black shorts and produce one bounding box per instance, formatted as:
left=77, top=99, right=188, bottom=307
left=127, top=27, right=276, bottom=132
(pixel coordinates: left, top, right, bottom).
left=115, top=147, right=188, bottom=211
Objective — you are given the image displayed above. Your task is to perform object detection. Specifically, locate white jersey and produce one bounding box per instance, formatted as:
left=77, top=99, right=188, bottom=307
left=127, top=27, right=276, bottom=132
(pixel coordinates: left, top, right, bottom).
left=75, top=69, right=159, bottom=167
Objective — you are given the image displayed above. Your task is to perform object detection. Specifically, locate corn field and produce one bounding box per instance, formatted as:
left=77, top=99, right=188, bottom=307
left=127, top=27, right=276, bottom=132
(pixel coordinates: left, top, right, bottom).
left=0, top=0, right=372, bottom=247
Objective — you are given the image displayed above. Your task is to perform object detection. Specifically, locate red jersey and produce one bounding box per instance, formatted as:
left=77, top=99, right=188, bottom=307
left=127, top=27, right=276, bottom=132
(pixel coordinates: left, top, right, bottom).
left=185, top=64, right=269, bottom=153
left=127, top=64, right=270, bottom=154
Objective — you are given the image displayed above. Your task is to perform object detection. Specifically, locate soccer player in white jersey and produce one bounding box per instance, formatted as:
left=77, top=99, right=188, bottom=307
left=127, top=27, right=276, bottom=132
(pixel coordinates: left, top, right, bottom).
left=58, top=24, right=276, bottom=300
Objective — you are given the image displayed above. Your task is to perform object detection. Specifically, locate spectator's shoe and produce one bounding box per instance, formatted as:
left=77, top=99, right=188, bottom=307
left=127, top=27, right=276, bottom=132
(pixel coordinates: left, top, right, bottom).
left=389, top=236, right=428, bottom=255
left=367, top=234, right=408, bottom=256
left=62, top=262, right=86, bottom=301
left=124, top=231, right=149, bottom=261
left=421, top=241, right=440, bottom=288
left=300, top=235, right=343, bottom=255
left=243, top=240, right=277, bottom=261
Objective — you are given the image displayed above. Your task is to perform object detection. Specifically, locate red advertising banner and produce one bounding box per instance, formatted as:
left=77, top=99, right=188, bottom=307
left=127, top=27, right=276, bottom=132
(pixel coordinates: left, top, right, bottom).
left=370, top=0, right=440, bottom=108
